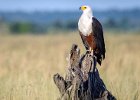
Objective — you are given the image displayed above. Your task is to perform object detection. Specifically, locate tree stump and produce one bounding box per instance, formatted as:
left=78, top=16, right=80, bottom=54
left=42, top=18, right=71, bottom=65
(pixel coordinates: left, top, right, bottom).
left=53, top=44, right=116, bottom=100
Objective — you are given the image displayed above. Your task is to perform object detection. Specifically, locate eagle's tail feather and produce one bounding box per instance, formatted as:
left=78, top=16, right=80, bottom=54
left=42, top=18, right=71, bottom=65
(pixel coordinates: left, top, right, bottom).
left=97, top=58, right=102, bottom=66
left=94, top=53, right=102, bottom=66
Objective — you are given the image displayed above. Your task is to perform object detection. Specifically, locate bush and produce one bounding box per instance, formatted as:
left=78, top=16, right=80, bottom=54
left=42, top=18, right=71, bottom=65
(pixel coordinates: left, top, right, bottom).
left=10, top=22, right=33, bottom=33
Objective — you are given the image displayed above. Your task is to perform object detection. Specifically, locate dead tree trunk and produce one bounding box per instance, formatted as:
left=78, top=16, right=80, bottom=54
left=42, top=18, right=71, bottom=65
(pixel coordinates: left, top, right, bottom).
left=53, top=44, right=116, bottom=100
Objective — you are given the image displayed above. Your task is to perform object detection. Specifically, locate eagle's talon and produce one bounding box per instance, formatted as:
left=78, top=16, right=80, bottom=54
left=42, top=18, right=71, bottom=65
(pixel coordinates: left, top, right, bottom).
left=86, top=50, right=91, bottom=54
left=89, top=54, right=93, bottom=57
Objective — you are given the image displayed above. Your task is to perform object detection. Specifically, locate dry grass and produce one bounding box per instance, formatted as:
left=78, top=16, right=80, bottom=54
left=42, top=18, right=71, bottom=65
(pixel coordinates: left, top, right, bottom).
left=0, top=32, right=140, bottom=100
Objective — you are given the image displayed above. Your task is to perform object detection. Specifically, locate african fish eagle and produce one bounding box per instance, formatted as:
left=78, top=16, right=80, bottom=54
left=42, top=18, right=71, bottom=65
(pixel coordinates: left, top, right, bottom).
left=78, top=5, right=106, bottom=65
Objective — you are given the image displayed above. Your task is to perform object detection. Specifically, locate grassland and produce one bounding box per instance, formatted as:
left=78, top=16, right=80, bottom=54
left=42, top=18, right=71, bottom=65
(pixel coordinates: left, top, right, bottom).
left=0, top=32, right=140, bottom=100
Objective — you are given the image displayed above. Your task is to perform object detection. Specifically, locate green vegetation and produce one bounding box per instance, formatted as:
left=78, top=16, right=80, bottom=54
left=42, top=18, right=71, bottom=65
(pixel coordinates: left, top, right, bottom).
left=0, top=20, right=139, bottom=35
left=10, top=22, right=33, bottom=33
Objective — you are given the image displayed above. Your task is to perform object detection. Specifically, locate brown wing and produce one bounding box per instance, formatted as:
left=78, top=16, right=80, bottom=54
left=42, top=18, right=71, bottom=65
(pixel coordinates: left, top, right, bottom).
left=92, top=17, right=106, bottom=65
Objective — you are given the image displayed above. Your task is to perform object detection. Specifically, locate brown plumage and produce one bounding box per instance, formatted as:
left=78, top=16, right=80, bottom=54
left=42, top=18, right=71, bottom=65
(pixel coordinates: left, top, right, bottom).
left=79, top=32, right=96, bottom=50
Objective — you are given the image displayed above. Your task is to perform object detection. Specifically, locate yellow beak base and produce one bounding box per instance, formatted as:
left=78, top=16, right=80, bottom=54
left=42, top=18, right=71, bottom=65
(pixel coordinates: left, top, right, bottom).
left=80, top=6, right=86, bottom=11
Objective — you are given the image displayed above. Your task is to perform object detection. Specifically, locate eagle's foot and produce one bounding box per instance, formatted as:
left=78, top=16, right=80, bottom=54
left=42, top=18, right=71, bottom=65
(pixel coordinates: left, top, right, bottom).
left=86, top=50, right=91, bottom=54
left=90, top=50, right=94, bottom=56
left=86, top=50, right=93, bottom=57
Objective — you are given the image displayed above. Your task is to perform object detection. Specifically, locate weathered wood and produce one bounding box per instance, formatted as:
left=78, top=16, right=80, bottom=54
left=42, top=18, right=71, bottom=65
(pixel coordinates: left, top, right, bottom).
left=53, top=44, right=116, bottom=100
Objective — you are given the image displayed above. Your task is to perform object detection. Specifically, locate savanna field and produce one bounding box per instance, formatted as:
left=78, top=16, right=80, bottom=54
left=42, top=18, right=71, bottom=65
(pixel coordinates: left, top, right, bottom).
left=0, top=31, right=140, bottom=100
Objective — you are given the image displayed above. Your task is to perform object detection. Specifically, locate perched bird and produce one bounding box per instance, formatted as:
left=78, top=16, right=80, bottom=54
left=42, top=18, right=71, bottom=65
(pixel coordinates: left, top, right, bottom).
left=78, top=5, right=106, bottom=65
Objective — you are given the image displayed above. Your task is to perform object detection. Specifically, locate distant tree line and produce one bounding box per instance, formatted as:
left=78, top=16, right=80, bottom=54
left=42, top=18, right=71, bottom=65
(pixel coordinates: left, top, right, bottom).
left=0, top=18, right=139, bottom=34
left=9, top=22, right=47, bottom=34
left=104, top=18, right=129, bottom=29
left=9, top=20, right=78, bottom=34
left=0, top=9, right=140, bottom=34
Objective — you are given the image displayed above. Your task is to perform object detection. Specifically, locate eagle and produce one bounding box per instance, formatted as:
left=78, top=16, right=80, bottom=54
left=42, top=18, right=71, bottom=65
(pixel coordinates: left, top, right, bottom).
left=78, top=5, right=106, bottom=65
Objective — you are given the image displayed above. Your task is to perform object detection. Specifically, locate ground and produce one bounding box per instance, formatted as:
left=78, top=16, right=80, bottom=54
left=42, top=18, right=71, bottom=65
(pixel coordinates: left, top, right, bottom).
left=0, top=32, right=139, bottom=100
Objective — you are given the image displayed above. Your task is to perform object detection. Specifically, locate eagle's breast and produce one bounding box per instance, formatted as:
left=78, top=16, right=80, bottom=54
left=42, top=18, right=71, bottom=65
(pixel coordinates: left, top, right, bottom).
left=78, top=14, right=92, bottom=36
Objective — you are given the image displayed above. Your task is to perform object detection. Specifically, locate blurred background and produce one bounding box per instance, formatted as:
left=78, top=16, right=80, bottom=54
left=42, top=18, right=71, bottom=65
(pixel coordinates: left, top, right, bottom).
left=0, top=0, right=140, bottom=34
left=0, top=0, right=140, bottom=100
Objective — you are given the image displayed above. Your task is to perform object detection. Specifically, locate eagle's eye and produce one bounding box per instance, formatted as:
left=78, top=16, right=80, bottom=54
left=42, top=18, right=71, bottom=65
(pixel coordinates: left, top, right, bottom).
left=84, top=7, right=87, bottom=9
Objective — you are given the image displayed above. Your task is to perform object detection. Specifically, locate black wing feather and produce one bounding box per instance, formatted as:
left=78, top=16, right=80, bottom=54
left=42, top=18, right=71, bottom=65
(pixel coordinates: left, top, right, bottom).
left=92, top=17, right=106, bottom=65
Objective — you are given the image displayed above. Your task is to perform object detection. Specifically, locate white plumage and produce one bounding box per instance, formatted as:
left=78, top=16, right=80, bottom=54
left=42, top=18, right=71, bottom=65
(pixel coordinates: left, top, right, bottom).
left=78, top=6, right=93, bottom=36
